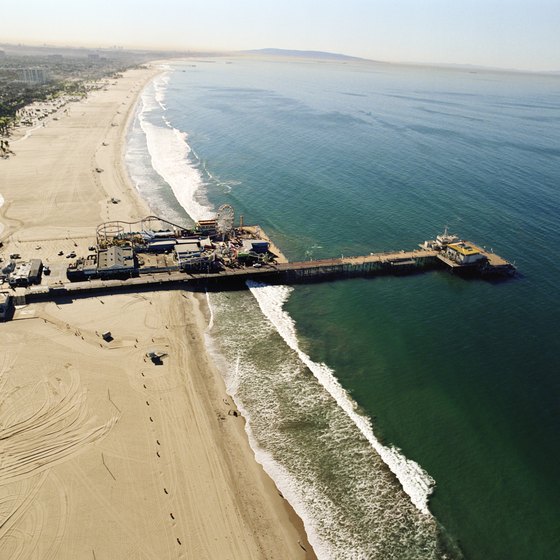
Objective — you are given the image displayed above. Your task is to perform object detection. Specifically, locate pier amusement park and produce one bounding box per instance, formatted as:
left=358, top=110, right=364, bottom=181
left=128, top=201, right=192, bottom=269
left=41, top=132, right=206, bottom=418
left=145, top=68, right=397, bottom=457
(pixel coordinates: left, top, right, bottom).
left=0, top=205, right=516, bottom=319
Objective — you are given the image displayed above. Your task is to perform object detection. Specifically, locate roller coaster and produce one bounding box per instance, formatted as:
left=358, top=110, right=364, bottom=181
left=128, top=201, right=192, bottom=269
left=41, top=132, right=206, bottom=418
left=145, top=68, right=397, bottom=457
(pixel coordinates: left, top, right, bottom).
left=96, top=215, right=194, bottom=247
left=96, top=205, right=236, bottom=248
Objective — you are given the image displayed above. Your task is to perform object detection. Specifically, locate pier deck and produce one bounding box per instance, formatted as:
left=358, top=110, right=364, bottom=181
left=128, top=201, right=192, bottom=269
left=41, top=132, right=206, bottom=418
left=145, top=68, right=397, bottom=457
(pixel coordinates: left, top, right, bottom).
left=3, top=219, right=516, bottom=308
left=23, top=248, right=440, bottom=302
left=436, top=240, right=514, bottom=274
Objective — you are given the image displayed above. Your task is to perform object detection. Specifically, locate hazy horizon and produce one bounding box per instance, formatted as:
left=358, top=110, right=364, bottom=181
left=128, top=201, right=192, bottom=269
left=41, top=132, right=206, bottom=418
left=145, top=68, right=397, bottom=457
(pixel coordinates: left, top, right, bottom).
left=2, top=0, right=559, bottom=72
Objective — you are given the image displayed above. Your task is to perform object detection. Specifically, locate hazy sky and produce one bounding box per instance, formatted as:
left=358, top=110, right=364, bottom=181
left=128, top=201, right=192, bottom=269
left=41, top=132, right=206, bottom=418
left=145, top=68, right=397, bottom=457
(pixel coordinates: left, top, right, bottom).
left=3, top=0, right=559, bottom=71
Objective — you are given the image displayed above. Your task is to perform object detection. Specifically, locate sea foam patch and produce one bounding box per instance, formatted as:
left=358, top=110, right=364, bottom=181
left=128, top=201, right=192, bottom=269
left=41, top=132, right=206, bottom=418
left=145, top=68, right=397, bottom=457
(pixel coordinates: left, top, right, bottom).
left=138, top=85, right=214, bottom=222
left=154, top=70, right=170, bottom=110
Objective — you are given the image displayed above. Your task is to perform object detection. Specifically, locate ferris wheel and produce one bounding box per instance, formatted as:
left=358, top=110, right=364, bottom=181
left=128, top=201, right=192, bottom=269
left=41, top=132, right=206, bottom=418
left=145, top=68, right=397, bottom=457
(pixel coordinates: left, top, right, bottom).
left=216, top=204, right=235, bottom=238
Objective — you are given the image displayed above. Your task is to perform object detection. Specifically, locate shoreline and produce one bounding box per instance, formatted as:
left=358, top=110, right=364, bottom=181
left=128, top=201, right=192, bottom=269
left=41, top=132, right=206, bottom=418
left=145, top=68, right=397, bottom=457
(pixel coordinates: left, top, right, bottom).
left=0, top=63, right=315, bottom=559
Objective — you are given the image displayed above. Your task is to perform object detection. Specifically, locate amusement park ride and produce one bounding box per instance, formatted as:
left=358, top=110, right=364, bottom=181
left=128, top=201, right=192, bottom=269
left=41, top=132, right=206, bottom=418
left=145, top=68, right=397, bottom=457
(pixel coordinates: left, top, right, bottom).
left=67, top=205, right=277, bottom=281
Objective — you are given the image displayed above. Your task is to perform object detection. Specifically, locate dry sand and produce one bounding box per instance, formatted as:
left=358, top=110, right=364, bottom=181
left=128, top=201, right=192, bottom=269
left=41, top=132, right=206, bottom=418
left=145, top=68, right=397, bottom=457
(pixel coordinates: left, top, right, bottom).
left=0, top=66, right=314, bottom=559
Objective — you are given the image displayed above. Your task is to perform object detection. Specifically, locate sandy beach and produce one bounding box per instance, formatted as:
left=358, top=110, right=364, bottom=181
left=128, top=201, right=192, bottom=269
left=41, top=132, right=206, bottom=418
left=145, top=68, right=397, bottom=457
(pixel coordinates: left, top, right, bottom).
left=0, top=65, right=314, bottom=559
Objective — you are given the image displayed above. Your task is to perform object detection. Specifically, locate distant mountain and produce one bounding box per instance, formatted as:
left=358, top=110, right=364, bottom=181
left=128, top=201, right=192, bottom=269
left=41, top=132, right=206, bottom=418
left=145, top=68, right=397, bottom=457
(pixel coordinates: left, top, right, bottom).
left=242, top=48, right=370, bottom=62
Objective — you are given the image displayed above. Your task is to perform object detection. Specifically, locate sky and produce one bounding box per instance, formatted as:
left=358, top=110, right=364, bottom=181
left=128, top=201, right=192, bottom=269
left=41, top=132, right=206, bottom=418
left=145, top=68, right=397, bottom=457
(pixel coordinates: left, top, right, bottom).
left=2, top=0, right=559, bottom=71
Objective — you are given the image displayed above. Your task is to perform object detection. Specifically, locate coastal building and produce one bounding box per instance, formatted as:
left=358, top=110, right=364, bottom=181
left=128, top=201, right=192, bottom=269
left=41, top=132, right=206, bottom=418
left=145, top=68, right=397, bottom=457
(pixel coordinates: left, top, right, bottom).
left=0, top=291, right=13, bottom=321
left=444, top=242, right=486, bottom=265
left=421, top=229, right=515, bottom=275
left=8, top=259, right=43, bottom=287
left=145, top=238, right=177, bottom=253
left=143, top=229, right=178, bottom=252
left=196, top=219, right=218, bottom=236
left=66, top=254, right=98, bottom=281
left=248, top=240, right=269, bottom=253
left=17, top=68, right=49, bottom=84
left=175, top=238, right=214, bottom=271
left=421, top=226, right=459, bottom=250
left=238, top=239, right=270, bottom=260
left=1, top=259, right=16, bottom=279
left=97, top=245, right=136, bottom=277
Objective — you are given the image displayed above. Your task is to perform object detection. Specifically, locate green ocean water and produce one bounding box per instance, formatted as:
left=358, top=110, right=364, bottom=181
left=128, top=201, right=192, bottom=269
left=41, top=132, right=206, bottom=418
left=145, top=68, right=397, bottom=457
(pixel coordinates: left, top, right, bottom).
left=127, top=58, right=560, bottom=559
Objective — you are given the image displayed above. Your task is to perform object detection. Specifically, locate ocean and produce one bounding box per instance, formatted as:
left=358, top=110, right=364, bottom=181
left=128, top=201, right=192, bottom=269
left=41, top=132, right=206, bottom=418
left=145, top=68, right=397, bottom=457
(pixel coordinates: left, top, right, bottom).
left=125, top=57, right=560, bottom=559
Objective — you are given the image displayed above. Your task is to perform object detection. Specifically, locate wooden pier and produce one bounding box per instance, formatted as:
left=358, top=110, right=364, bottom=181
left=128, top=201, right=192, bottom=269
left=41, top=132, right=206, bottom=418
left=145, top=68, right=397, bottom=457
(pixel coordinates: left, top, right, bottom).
left=7, top=223, right=516, bottom=307
left=22, top=248, right=444, bottom=303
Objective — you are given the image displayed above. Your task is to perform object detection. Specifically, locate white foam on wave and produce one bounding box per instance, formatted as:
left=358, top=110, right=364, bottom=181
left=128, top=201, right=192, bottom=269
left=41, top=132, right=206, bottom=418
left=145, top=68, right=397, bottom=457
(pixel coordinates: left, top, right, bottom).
left=247, top=281, right=435, bottom=515
left=231, top=394, right=336, bottom=559
left=202, top=319, right=341, bottom=559
left=154, top=70, right=170, bottom=110
left=205, top=291, right=215, bottom=332
left=138, top=83, right=214, bottom=222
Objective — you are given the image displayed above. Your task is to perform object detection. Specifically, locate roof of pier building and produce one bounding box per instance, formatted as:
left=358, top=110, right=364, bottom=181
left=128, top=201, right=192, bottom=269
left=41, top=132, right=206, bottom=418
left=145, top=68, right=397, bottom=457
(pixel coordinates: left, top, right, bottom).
left=98, top=246, right=135, bottom=271
left=447, top=242, right=480, bottom=256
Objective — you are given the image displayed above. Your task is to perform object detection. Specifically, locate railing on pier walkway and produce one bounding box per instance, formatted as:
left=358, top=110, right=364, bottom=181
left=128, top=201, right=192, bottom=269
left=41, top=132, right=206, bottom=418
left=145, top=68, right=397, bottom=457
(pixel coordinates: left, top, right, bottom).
left=24, top=249, right=440, bottom=302
left=260, top=250, right=439, bottom=284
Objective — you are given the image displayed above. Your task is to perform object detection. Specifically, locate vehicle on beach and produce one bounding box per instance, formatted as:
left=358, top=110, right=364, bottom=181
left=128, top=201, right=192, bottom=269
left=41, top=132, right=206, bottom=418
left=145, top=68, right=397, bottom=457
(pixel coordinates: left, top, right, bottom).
left=146, top=350, right=167, bottom=364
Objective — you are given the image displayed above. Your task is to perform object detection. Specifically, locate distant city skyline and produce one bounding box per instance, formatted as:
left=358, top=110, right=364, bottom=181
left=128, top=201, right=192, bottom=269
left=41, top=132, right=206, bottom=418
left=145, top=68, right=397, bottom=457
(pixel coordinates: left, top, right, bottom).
left=2, top=0, right=559, bottom=72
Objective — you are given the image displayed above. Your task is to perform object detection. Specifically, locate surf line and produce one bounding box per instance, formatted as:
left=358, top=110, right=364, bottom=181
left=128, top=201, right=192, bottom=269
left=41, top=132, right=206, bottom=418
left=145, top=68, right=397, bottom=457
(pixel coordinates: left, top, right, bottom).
left=137, top=88, right=214, bottom=223
left=247, top=280, right=435, bottom=515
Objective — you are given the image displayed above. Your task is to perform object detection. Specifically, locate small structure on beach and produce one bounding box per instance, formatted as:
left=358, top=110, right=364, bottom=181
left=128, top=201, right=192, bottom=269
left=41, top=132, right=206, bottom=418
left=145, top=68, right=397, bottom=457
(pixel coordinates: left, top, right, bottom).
left=0, top=291, right=14, bottom=321
left=146, top=350, right=167, bottom=365
left=8, top=259, right=43, bottom=287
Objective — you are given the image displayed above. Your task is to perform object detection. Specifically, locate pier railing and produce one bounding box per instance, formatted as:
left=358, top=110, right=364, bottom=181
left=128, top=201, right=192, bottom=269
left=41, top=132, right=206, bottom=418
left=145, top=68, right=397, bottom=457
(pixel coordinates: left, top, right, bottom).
left=23, top=249, right=442, bottom=303
left=19, top=242, right=516, bottom=305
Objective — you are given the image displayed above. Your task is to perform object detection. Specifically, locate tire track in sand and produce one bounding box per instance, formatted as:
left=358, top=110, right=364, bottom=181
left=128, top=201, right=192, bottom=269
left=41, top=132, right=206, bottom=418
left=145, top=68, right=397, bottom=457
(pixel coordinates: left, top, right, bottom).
left=0, top=370, right=118, bottom=484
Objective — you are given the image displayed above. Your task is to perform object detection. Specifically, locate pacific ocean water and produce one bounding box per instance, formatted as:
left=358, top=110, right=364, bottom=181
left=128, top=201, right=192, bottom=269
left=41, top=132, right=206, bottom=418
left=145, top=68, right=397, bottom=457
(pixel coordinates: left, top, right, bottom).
left=125, top=58, right=560, bottom=559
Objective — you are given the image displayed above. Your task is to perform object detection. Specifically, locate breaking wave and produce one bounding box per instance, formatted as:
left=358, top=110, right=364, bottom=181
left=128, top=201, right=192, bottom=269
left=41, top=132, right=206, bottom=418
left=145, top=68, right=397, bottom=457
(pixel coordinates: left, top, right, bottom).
left=247, top=281, right=435, bottom=514
left=137, top=73, right=214, bottom=222
left=154, top=65, right=171, bottom=109
left=205, top=287, right=444, bottom=559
